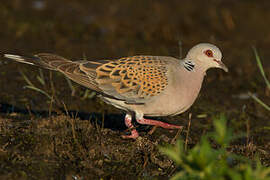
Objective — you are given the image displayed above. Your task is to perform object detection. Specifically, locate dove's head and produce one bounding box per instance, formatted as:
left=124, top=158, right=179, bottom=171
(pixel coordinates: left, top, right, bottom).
left=186, top=43, right=228, bottom=72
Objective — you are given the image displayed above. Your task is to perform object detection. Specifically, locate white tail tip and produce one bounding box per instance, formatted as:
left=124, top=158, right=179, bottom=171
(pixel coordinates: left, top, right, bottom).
left=4, top=54, right=34, bottom=65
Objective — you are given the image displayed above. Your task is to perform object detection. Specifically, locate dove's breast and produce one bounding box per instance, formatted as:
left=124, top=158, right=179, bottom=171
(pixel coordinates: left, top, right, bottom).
left=138, top=62, right=205, bottom=116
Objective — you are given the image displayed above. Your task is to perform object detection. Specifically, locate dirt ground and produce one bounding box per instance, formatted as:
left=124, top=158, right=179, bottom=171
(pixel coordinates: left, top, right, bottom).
left=0, top=0, right=270, bottom=179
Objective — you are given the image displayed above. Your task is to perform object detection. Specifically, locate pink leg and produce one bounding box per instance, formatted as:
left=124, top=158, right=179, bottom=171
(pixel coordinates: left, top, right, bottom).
left=122, top=114, right=139, bottom=139
left=136, top=113, right=182, bottom=129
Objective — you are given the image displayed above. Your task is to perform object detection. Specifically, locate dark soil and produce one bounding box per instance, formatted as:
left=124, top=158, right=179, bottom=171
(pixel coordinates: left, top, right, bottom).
left=0, top=0, right=270, bottom=179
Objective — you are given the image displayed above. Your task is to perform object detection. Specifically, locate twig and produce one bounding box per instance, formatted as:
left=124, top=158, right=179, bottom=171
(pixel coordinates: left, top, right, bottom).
left=62, top=101, right=69, bottom=116
left=148, top=126, right=157, bottom=135
left=171, top=125, right=183, bottom=144
left=185, top=113, right=192, bottom=151
left=244, top=106, right=250, bottom=154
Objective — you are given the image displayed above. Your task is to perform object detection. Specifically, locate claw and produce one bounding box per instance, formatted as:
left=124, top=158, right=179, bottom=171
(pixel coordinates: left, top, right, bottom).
left=122, top=113, right=139, bottom=139
left=121, top=129, right=139, bottom=139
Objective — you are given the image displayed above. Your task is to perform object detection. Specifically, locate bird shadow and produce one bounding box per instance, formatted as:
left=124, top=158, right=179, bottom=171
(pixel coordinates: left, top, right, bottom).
left=0, top=103, right=129, bottom=131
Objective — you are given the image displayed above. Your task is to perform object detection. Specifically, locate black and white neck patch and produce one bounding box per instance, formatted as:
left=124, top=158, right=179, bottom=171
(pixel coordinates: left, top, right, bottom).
left=183, top=60, right=195, bottom=71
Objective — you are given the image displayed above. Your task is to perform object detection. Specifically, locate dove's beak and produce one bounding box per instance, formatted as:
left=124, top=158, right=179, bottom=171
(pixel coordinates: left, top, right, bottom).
left=214, top=59, right=228, bottom=72
left=219, top=61, right=228, bottom=72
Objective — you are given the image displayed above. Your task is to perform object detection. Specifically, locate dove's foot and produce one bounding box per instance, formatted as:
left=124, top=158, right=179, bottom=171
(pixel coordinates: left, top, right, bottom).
left=122, top=113, right=139, bottom=139
left=135, top=112, right=182, bottom=129
left=121, top=129, right=139, bottom=139
left=136, top=117, right=183, bottom=129
left=122, top=113, right=183, bottom=139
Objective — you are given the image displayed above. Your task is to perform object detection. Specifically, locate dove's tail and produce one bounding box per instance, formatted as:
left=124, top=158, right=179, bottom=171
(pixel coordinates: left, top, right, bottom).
left=3, top=53, right=103, bottom=93
left=4, top=54, right=38, bottom=65
left=3, top=53, right=73, bottom=71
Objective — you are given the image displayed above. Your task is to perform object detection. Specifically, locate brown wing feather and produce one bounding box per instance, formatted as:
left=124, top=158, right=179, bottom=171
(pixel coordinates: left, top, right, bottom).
left=80, top=56, right=169, bottom=103
left=35, top=53, right=102, bottom=92
left=10, top=53, right=169, bottom=103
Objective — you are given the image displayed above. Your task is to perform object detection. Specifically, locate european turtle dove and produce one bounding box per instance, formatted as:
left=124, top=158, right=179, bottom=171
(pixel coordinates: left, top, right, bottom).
left=3, top=43, right=228, bottom=138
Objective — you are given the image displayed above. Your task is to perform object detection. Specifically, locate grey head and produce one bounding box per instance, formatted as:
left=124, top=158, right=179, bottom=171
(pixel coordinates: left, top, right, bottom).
left=185, top=43, right=228, bottom=72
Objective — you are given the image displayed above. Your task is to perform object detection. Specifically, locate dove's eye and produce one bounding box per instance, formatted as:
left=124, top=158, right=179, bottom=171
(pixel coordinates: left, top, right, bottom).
left=204, top=49, right=213, bottom=57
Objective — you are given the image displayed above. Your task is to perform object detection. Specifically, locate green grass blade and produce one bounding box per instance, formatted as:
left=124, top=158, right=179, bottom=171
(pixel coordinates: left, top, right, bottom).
left=252, top=47, right=270, bottom=90
left=37, top=76, right=45, bottom=86
left=82, top=89, right=89, bottom=100
left=248, top=92, right=270, bottom=111
left=24, top=85, right=53, bottom=101
left=65, top=76, right=76, bottom=96
left=19, top=70, right=35, bottom=87
left=37, top=68, right=45, bottom=86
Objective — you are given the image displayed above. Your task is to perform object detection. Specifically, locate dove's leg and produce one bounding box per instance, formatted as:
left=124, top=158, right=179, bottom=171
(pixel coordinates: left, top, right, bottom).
left=135, top=113, right=182, bottom=129
left=122, top=113, right=139, bottom=139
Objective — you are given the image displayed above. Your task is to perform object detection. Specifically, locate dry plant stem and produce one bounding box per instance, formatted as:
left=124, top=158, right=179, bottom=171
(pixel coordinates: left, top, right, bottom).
left=95, top=116, right=103, bottom=141
left=185, top=113, right=192, bottom=151
left=74, top=111, right=79, bottom=119
left=148, top=126, right=157, bottom=135
left=102, top=112, right=105, bottom=129
left=62, top=102, right=79, bottom=143
left=63, top=102, right=79, bottom=146
left=246, top=117, right=250, bottom=150
left=171, top=125, right=184, bottom=144
left=71, top=118, right=77, bottom=141
left=49, top=96, right=54, bottom=116
left=62, top=101, right=69, bottom=116
left=26, top=104, right=32, bottom=117
left=169, top=167, right=178, bottom=178
left=141, top=154, right=149, bottom=174
left=49, top=71, right=59, bottom=106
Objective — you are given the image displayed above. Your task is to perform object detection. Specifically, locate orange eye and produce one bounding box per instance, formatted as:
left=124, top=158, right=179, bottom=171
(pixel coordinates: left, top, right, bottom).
left=204, top=49, right=213, bottom=57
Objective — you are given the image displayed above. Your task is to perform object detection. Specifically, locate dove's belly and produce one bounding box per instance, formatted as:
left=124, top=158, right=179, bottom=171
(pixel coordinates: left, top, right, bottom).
left=138, top=81, right=202, bottom=116
left=101, top=85, right=200, bottom=116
